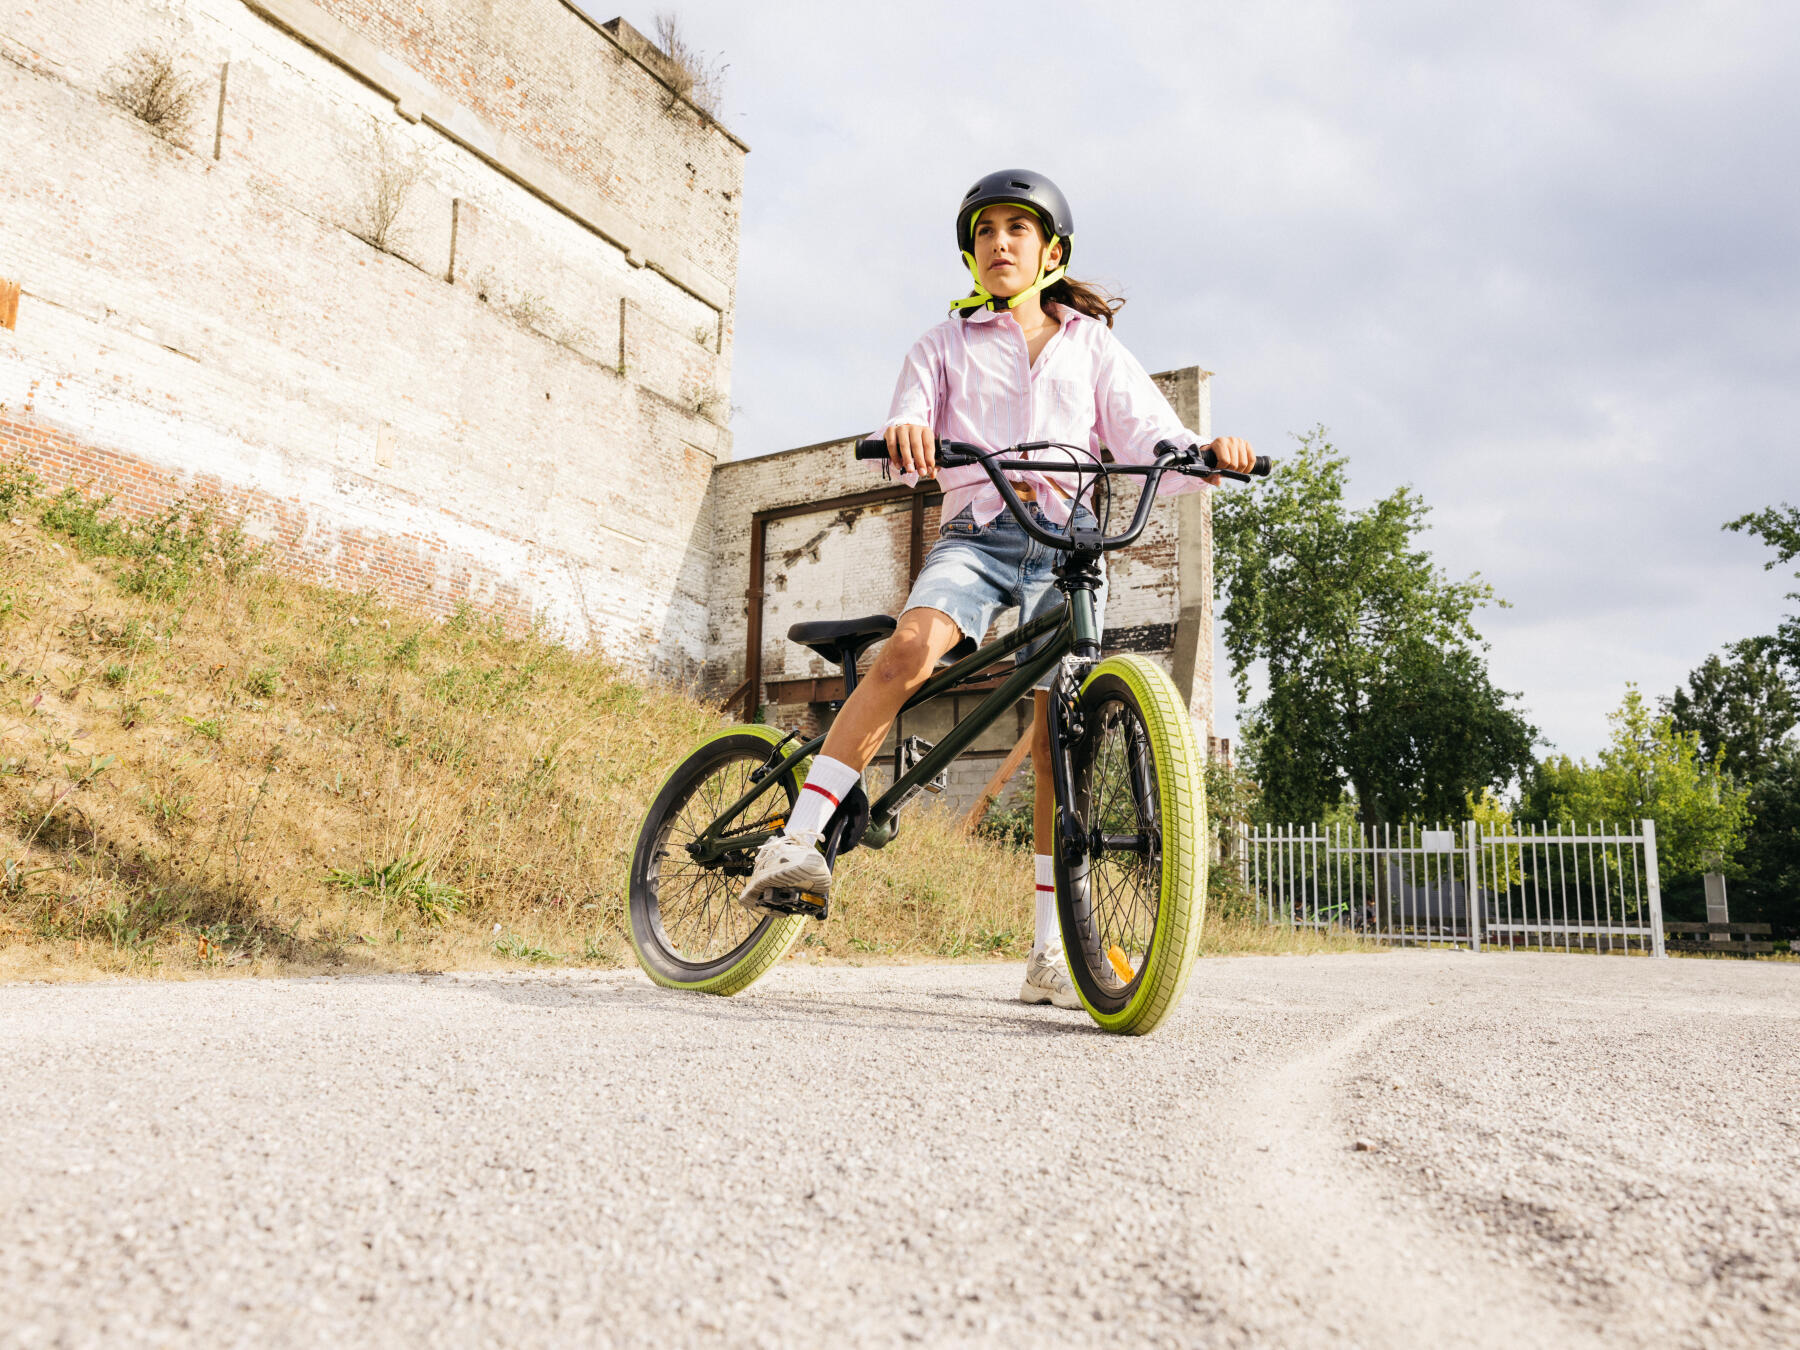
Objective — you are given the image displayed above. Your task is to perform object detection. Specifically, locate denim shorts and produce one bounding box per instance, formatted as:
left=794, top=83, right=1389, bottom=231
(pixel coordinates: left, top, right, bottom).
left=901, top=502, right=1107, bottom=689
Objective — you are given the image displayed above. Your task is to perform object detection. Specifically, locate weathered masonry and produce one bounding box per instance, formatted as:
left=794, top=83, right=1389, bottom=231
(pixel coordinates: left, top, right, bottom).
left=1, top=0, right=741, bottom=681
left=707, top=370, right=1218, bottom=808
left=2, top=0, right=1220, bottom=804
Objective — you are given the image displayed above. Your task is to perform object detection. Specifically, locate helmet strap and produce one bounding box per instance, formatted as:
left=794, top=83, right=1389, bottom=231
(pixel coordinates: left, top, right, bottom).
left=950, top=239, right=1066, bottom=314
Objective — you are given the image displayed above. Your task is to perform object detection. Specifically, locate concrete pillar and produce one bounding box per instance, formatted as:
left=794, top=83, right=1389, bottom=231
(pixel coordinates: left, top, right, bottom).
left=1704, top=872, right=1729, bottom=943
left=1166, top=369, right=1213, bottom=736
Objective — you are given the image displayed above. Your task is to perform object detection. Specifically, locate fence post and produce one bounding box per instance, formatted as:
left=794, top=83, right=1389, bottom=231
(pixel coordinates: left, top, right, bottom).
left=1642, top=818, right=1666, bottom=959
left=1465, top=820, right=1482, bottom=952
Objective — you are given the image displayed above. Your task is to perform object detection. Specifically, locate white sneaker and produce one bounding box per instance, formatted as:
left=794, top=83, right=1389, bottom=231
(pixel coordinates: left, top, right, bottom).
left=738, top=833, right=832, bottom=913
left=1020, top=949, right=1082, bottom=1010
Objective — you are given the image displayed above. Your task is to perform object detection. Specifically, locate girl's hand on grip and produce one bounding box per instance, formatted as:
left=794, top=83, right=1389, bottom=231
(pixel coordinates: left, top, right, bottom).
left=1202, top=436, right=1255, bottom=484
left=885, top=423, right=937, bottom=478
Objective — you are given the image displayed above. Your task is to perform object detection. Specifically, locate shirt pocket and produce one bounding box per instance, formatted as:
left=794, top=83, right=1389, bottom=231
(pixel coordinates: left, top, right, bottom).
left=1036, top=377, right=1096, bottom=439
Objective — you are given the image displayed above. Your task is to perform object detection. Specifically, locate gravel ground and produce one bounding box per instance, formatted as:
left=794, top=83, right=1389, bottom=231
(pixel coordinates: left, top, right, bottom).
left=2, top=951, right=1795, bottom=1348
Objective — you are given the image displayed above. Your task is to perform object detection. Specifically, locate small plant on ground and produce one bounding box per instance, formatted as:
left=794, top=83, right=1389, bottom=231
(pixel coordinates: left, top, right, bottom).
left=244, top=667, right=282, bottom=699
left=493, top=931, right=558, bottom=963
left=106, top=44, right=201, bottom=147
left=327, top=853, right=464, bottom=925
left=0, top=459, right=42, bottom=512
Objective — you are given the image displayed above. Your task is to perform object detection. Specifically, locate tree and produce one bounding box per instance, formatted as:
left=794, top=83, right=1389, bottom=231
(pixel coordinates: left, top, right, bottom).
left=1665, top=639, right=1799, bottom=781
left=1213, top=429, right=1536, bottom=826
left=1692, top=504, right=1800, bottom=929
left=1732, top=745, right=1800, bottom=929
left=1726, top=503, right=1800, bottom=673
left=1522, top=688, right=1750, bottom=884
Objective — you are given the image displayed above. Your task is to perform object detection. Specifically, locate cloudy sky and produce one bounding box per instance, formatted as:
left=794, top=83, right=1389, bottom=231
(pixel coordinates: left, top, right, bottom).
left=598, top=0, right=1798, bottom=758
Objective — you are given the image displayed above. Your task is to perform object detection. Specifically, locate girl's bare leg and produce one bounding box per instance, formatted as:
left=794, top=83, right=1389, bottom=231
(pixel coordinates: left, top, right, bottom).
left=818, top=607, right=966, bottom=771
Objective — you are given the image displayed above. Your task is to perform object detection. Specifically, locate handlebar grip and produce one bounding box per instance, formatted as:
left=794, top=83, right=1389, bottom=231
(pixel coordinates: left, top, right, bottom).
left=1200, top=448, right=1273, bottom=477
left=852, top=437, right=979, bottom=469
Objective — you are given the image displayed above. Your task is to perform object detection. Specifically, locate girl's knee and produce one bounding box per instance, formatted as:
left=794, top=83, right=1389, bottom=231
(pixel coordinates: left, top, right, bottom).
left=870, top=632, right=935, bottom=686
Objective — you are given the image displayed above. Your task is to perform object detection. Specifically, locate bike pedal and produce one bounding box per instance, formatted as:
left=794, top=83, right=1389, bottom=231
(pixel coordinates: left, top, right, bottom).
left=892, top=736, right=948, bottom=815
left=761, top=887, right=830, bottom=921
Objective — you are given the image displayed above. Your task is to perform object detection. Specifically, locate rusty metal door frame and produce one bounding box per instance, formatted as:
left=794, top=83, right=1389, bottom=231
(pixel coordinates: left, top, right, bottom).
left=736, top=482, right=938, bottom=717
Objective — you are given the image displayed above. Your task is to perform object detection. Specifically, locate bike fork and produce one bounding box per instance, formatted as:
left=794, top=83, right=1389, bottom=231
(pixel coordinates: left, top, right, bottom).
left=1045, top=663, right=1088, bottom=868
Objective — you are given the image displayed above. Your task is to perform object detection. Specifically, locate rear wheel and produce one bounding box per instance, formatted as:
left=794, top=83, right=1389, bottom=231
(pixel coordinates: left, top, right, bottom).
left=627, top=727, right=808, bottom=995
left=1054, top=655, right=1207, bottom=1036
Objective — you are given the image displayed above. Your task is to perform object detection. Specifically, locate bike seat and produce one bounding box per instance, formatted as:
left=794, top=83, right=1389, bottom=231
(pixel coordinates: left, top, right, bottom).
left=786, top=614, right=896, bottom=669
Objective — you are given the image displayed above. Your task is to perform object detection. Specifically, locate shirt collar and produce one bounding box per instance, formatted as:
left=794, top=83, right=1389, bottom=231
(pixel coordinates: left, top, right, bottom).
left=963, top=301, right=1084, bottom=330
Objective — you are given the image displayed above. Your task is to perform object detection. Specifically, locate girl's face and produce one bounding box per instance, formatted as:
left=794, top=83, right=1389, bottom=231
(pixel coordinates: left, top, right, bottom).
left=972, top=205, right=1063, bottom=299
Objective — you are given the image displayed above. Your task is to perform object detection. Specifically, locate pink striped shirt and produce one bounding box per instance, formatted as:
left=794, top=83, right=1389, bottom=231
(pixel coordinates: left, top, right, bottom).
left=880, top=303, right=1207, bottom=528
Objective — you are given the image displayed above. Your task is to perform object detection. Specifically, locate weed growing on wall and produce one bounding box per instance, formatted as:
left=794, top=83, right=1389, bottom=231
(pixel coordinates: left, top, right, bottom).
left=107, top=45, right=201, bottom=148
left=350, top=124, right=423, bottom=255
left=682, top=375, right=733, bottom=423
left=652, top=14, right=727, bottom=118
left=467, top=274, right=597, bottom=358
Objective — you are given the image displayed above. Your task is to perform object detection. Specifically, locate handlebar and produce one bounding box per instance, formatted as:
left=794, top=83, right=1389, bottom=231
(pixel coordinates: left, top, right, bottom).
left=852, top=436, right=1270, bottom=553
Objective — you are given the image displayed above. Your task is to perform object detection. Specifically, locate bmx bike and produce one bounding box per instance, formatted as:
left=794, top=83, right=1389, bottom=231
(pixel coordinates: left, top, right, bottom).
left=626, top=436, right=1269, bottom=1035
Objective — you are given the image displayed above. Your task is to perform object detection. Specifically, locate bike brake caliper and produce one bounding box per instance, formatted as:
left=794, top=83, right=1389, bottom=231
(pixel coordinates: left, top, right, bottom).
left=749, top=728, right=802, bottom=785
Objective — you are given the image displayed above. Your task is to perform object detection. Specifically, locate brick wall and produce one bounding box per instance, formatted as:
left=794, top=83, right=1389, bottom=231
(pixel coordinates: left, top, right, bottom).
left=0, top=0, right=742, bottom=681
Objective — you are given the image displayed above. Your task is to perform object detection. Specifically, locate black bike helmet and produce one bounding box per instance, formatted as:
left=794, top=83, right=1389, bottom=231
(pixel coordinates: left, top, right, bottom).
left=955, top=169, right=1075, bottom=265
left=952, top=169, right=1074, bottom=313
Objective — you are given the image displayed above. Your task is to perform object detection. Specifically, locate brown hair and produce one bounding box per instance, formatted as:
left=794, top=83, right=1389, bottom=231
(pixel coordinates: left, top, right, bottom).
left=1042, top=276, right=1124, bottom=327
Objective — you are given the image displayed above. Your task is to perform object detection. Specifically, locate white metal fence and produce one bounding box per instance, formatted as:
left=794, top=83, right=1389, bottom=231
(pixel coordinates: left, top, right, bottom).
left=1240, top=821, right=1666, bottom=957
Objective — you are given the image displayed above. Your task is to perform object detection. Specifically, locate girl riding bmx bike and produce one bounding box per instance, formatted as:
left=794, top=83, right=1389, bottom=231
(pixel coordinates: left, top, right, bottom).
left=627, top=169, right=1263, bottom=1035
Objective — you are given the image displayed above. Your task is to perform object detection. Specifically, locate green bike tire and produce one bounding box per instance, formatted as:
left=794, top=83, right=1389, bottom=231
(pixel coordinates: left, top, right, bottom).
left=1054, top=655, right=1208, bottom=1036
left=627, top=725, right=809, bottom=996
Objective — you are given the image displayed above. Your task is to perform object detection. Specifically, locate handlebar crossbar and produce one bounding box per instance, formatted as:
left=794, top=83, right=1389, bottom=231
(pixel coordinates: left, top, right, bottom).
left=853, top=437, right=1269, bottom=553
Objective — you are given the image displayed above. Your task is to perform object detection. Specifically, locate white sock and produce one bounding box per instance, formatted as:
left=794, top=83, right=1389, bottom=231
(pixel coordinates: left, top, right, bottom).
left=786, top=754, right=861, bottom=842
left=1033, top=854, right=1061, bottom=959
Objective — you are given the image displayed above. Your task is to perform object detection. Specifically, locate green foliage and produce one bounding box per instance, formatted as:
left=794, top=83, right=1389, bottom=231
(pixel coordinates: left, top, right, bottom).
left=0, top=457, right=43, bottom=512
left=326, top=853, right=464, bottom=924
left=1212, top=428, right=1536, bottom=826
left=1666, top=640, right=1797, bottom=782
left=976, top=763, right=1035, bottom=850
left=1726, top=502, right=1800, bottom=672
left=1204, top=753, right=1261, bottom=829
left=181, top=715, right=224, bottom=741
left=1522, top=688, right=1750, bottom=883
left=244, top=667, right=283, bottom=699
left=493, top=932, right=558, bottom=962
left=1732, top=745, right=1800, bottom=929
left=37, top=488, right=259, bottom=601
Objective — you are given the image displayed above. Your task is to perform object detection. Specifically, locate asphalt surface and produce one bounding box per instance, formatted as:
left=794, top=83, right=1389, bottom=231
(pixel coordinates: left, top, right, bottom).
left=2, top=951, right=1796, bottom=1349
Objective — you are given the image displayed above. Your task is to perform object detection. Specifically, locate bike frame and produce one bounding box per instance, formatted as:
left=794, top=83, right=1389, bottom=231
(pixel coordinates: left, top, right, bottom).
left=685, top=436, right=1251, bottom=867
left=687, top=588, right=1096, bottom=865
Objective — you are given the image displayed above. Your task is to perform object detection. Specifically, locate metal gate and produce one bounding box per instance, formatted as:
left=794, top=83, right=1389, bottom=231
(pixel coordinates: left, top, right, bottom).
left=1242, top=821, right=1666, bottom=956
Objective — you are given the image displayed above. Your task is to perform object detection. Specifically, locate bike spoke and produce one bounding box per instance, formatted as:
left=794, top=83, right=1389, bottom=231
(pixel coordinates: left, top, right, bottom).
left=650, top=752, right=780, bottom=963
left=1075, top=696, right=1160, bottom=993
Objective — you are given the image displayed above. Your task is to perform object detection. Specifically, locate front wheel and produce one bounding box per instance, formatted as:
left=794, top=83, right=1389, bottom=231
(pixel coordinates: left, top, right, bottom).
left=1054, top=655, right=1208, bottom=1036
left=627, top=726, right=809, bottom=995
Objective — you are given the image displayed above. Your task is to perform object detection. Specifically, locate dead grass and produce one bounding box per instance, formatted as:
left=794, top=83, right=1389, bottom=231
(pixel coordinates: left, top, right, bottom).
left=0, top=459, right=1369, bottom=982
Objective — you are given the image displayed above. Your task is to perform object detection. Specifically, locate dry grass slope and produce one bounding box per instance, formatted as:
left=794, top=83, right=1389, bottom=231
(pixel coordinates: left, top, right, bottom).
left=0, top=460, right=1370, bottom=981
